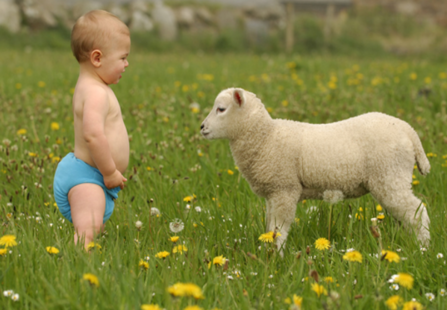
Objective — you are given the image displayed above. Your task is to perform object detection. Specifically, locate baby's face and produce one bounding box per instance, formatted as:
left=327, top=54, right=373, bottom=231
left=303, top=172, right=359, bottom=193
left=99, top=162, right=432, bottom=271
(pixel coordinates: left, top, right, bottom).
left=98, top=33, right=130, bottom=85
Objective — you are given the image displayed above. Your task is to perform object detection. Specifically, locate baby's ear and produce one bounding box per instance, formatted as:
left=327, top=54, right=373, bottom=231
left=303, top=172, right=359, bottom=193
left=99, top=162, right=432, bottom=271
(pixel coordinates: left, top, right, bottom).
left=233, top=88, right=245, bottom=107
left=90, top=49, right=102, bottom=68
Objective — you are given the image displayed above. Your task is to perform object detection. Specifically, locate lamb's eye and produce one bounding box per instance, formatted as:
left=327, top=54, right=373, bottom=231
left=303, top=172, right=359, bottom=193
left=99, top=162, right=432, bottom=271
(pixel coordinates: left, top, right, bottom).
left=217, top=107, right=226, bottom=113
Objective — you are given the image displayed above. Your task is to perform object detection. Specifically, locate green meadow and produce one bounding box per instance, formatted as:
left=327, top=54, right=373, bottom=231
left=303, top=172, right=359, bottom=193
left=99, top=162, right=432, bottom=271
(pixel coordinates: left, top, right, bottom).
left=1, top=48, right=447, bottom=310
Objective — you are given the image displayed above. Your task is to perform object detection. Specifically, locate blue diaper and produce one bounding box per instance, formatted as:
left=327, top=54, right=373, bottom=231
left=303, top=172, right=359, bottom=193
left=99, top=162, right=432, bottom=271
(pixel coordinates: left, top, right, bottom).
left=53, top=153, right=120, bottom=223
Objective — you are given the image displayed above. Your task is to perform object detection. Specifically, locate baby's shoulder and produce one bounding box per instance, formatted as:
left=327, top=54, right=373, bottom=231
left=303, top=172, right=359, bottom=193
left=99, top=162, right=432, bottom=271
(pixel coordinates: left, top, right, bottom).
left=74, top=80, right=110, bottom=107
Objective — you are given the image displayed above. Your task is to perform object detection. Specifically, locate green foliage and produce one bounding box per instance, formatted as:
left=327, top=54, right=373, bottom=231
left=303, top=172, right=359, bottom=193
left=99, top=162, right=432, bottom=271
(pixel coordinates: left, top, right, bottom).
left=0, top=50, right=447, bottom=309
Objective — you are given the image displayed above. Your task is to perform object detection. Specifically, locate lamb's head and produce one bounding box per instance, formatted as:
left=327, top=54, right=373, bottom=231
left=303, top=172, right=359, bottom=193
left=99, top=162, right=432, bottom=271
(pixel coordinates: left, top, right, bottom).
left=200, top=88, right=261, bottom=140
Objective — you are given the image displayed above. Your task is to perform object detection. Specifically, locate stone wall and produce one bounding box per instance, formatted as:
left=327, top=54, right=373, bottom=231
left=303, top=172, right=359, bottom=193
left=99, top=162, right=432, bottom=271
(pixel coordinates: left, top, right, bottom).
left=0, top=0, right=445, bottom=40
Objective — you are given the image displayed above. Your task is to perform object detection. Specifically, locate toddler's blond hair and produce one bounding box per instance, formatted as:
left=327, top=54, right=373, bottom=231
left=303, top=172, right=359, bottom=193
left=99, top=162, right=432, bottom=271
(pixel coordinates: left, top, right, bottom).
left=71, top=10, right=129, bottom=63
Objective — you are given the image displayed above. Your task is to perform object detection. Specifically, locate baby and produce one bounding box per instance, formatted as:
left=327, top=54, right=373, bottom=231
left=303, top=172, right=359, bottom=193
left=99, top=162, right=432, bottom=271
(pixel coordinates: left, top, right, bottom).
left=53, top=10, right=130, bottom=250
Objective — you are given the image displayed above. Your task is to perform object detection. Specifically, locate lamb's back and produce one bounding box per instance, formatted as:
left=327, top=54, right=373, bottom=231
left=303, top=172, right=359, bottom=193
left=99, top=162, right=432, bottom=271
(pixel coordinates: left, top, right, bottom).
left=269, top=112, right=413, bottom=190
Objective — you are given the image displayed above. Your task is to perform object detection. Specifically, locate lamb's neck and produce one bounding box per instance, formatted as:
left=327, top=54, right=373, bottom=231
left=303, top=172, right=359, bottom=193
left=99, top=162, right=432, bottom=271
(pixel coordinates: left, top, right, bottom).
left=229, top=114, right=274, bottom=169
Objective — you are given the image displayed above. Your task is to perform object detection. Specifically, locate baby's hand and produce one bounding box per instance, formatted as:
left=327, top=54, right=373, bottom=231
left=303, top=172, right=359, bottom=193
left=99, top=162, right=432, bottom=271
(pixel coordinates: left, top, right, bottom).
left=104, top=170, right=127, bottom=189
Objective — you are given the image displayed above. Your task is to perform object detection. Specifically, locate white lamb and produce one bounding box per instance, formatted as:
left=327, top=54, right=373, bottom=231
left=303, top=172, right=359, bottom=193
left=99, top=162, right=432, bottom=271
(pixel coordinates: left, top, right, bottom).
left=200, top=87, right=431, bottom=254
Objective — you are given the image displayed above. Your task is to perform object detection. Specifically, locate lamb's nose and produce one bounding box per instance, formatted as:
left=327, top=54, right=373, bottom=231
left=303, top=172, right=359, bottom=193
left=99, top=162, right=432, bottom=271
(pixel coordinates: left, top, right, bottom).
left=200, top=124, right=204, bottom=130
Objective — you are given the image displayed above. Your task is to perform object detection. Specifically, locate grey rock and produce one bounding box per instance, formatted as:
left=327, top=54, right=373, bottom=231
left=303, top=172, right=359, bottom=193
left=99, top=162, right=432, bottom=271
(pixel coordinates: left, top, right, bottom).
left=0, top=0, right=21, bottom=33
left=245, top=17, right=269, bottom=46
left=109, top=4, right=129, bottom=23
left=72, top=1, right=104, bottom=19
left=129, top=11, right=153, bottom=32
left=152, top=2, right=177, bottom=40
left=176, top=7, right=195, bottom=28
left=130, top=0, right=149, bottom=13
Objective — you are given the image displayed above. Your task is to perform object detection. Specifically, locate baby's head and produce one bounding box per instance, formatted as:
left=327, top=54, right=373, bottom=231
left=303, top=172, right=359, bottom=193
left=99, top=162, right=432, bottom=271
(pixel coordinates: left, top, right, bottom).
left=71, top=10, right=130, bottom=63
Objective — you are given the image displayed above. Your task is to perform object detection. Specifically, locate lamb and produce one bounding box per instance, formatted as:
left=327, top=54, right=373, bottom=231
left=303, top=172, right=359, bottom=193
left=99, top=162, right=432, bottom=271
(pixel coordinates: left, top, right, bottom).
left=200, top=87, right=431, bottom=255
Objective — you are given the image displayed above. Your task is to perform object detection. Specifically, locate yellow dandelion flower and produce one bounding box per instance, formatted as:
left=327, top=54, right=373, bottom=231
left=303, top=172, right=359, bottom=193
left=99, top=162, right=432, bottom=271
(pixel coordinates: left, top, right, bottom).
left=193, top=223, right=198, bottom=228
left=376, top=204, right=383, bottom=211
left=324, top=276, right=334, bottom=283
left=385, top=295, right=403, bottom=310
left=17, top=129, right=27, bottom=135
left=38, top=81, right=46, bottom=87
left=395, top=273, right=414, bottom=289
left=51, top=122, right=60, bottom=131
left=29, top=152, right=38, bottom=157
left=170, top=236, right=179, bottom=243
left=293, top=294, right=303, bottom=306
left=146, top=167, right=151, bottom=171
left=343, top=250, right=363, bottom=263
left=212, top=255, right=226, bottom=266
left=87, top=242, right=102, bottom=251
left=191, top=107, right=199, bottom=113
left=172, top=245, right=188, bottom=254
left=155, top=251, right=170, bottom=259
left=381, top=250, right=400, bottom=263
left=46, top=246, right=59, bottom=254
left=258, top=231, right=281, bottom=243
left=141, top=304, right=161, bottom=310
left=294, top=218, right=300, bottom=224
left=0, top=235, right=17, bottom=248
left=311, top=283, right=327, bottom=297
left=410, top=73, right=417, bottom=80
left=402, top=300, right=423, bottom=310
left=15, top=83, right=22, bottom=89
left=139, top=260, right=149, bottom=270
left=83, top=273, right=99, bottom=287
left=167, top=282, right=204, bottom=299
left=315, top=238, right=331, bottom=251
left=284, top=297, right=291, bottom=304
left=377, top=213, right=385, bottom=220
left=184, top=306, right=203, bottom=310
left=0, top=248, right=7, bottom=256
left=183, top=196, right=193, bottom=202
left=412, top=180, right=420, bottom=185
left=227, top=169, right=234, bottom=175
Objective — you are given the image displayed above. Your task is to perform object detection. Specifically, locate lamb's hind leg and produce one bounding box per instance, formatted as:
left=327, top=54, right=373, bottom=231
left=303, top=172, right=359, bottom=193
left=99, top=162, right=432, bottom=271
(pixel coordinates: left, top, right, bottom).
left=369, top=177, right=430, bottom=245
left=267, top=191, right=299, bottom=257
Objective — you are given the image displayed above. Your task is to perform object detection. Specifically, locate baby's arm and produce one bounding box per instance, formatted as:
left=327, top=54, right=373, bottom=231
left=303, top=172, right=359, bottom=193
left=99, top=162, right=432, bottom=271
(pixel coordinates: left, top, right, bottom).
left=82, top=87, right=127, bottom=189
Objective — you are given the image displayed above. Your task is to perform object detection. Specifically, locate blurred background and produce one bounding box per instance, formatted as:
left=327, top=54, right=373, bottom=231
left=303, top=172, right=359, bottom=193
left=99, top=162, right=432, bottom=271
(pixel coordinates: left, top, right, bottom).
left=0, top=0, right=446, bottom=57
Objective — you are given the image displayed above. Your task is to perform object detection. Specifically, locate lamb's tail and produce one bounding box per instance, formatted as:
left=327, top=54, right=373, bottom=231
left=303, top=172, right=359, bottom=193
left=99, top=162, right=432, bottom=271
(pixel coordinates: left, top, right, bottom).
left=406, top=125, right=430, bottom=176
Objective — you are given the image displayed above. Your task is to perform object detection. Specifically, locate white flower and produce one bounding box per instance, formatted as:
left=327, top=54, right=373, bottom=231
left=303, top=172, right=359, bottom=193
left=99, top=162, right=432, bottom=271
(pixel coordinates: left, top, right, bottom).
left=185, top=204, right=191, bottom=210
left=388, top=274, right=399, bottom=283
left=440, top=289, right=446, bottom=296
left=150, top=207, right=160, bottom=216
left=425, top=293, right=435, bottom=301
left=135, top=220, right=143, bottom=229
left=420, top=247, right=427, bottom=252
left=437, top=253, right=444, bottom=259
left=389, top=284, right=399, bottom=291
left=169, top=218, right=184, bottom=233
left=11, top=293, right=19, bottom=301
left=194, top=206, right=202, bottom=212
left=227, top=275, right=234, bottom=280
left=306, top=206, right=318, bottom=214
left=3, top=290, right=14, bottom=297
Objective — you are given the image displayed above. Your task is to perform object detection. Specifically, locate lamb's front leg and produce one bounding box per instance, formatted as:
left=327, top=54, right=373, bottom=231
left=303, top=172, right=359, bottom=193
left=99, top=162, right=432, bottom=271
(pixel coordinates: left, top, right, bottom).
left=267, top=191, right=300, bottom=257
left=265, top=199, right=271, bottom=232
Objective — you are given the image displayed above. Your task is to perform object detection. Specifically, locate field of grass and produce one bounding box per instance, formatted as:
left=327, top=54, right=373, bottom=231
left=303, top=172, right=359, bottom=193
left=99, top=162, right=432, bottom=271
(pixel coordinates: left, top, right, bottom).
left=0, top=48, right=447, bottom=310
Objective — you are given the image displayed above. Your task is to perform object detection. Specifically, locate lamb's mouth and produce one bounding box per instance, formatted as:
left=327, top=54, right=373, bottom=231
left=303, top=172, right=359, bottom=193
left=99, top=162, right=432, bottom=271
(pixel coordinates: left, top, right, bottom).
left=201, top=131, right=210, bottom=137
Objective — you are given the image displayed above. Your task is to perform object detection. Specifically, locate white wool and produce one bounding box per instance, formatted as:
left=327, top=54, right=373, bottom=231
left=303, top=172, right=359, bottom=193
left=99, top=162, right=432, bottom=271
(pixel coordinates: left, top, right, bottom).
left=201, top=88, right=431, bottom=255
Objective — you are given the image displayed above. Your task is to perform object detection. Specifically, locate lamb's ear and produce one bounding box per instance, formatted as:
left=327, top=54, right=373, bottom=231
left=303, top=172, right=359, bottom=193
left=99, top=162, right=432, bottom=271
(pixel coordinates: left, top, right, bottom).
left=232, top=88, right=245, bottom=107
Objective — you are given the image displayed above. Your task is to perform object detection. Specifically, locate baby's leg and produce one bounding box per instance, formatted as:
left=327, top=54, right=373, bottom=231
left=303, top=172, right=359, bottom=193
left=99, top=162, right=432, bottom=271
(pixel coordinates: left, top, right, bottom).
left=68, top=184, right=106, bottom=250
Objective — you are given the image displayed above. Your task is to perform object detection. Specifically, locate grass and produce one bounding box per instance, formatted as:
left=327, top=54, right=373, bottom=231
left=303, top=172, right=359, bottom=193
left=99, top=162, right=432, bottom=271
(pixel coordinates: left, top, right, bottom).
left=0, top=48, right=447, bottom=310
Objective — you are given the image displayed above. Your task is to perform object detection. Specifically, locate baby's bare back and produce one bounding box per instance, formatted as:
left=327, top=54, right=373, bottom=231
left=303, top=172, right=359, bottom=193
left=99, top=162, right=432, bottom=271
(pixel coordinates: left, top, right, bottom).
left=73, top=79, right=129, bottom=173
